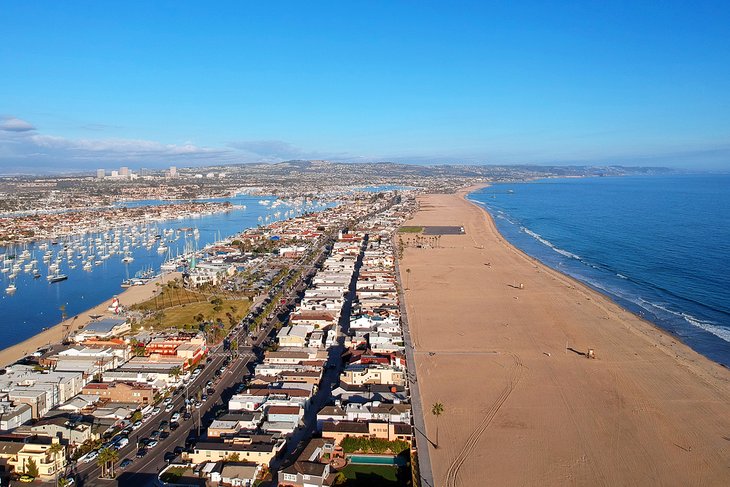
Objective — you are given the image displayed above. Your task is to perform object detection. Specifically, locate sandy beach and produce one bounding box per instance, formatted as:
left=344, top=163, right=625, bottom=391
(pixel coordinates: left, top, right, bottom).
left=0, top=272, right=180, bottom=367
left=400, top=188, right=730, bottom=486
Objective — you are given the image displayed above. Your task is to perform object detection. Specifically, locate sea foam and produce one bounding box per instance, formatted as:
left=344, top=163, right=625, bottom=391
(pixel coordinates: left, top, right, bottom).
left=521, top=227, right=581, bottom=260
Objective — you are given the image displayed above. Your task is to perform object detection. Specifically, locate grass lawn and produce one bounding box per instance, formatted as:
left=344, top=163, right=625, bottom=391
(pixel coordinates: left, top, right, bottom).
left=339, top=464, right=409, bottom=487
left=132, top=287, right=250, bottom=331
left=398, top=226, right=423, bottom=233
left=133, top=287, right=206, bottom=311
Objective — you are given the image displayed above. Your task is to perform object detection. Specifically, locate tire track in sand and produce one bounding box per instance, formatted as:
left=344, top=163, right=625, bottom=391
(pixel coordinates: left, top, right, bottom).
left=445, top=353, right=525, bottom=487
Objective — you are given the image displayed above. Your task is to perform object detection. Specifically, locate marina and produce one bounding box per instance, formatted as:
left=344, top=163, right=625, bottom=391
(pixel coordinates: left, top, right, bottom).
left=0, top=193, right=331, bottom=350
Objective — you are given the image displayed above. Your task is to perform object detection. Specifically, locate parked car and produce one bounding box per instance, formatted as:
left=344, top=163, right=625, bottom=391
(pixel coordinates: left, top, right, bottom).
left=132, top=420, right=142, bottom=430
left=82, top=450, right=99, bottom=463
left=164, top=451, right=177, bottom=463
left=136, top=448, right=147, bottom=458
left=119, top=458, right=133, bottom=469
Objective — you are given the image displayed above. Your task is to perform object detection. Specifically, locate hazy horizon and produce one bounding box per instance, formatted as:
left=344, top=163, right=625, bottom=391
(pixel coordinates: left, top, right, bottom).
left=2, top=2, right=729, bottom=172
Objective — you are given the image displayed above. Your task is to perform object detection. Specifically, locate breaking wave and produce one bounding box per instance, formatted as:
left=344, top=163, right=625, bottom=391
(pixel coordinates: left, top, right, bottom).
left=521, top=227, right=581, bottom=260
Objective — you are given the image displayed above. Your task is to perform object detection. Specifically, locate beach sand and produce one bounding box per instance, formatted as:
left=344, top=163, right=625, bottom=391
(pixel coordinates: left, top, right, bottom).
left=400, top=188, right=730, bottom=486
left=0, top=272, right=181, bottom=367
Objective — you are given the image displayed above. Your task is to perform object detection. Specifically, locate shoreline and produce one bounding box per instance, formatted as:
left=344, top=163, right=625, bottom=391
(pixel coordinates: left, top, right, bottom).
left=0, top=272, right=180, bottom=368
left=461, top=182, right=729, bottom=371
left=458, top=185, right=730, bottom=382
left=401, top=187, right=730, bottom=486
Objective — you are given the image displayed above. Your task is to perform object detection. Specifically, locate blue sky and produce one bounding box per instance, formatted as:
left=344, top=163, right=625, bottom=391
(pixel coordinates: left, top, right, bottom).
left=1, top=1, right=729, bottom=172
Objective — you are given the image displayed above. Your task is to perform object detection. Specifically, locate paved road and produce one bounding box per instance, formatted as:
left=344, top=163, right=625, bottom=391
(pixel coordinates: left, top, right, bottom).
left=392, top=234, right=435, bottom=487
left=65, top=239, right=335, bottom=486
left=269, top=237, right=365, bottom=479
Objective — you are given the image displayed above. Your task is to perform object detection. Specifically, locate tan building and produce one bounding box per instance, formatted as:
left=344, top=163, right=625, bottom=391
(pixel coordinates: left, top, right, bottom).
left=185, top=435, right=285, bottom=466
left=81, top=382, right=154, bottom=404
left=321, top=420, right=412, bottom=444
left=2, top=438, right=65, bottom=481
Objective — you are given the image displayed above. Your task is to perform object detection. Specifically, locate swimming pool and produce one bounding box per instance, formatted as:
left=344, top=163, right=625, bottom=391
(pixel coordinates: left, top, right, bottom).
left=347, top=454, right=406, bottom=466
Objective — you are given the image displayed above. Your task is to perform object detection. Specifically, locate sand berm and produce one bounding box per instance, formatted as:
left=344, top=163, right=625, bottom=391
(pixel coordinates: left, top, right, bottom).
left=400, top=187, right=730, bottom=486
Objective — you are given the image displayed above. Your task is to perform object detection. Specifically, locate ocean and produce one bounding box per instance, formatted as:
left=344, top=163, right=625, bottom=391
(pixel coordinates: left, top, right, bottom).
left=468, top=174, right=730, bottom=366
left=0, top=194, right=331, bottom=350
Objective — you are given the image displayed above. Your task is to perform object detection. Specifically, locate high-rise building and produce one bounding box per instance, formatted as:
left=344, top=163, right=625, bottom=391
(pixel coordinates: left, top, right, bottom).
left=96, top=169, right=105, bottom=179
left=169, top=166, right=177, bottom=178
left=120, top=166, right=129, bottom=177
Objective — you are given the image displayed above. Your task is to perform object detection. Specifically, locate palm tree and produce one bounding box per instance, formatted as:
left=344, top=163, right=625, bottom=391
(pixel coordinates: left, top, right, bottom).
left=405, top=268, right=411, bottom=290
left=97, top=447, right=118, bottom=479
left=170, top=366, right=182, bottom=383
left=431, top=402, right=444, bottom=448
left=47, top=442, right=64, bottom=486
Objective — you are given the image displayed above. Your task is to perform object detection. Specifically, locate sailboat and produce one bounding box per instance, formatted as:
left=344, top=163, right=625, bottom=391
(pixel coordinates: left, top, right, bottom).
left=47, top=272, right=68, bottom=283
left=161, top=247, right=178, bottom=272
left=5, top=281, right=17, bottom=293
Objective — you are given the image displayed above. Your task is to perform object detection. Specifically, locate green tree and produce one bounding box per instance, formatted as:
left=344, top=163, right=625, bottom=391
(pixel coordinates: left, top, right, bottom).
left=97, top=447, right=118, bottom=478
left=25, top=458, right=39, bottom=478
left=431, top=402, right=444, bottom=448
left=48, top=441, right=64, bottom=481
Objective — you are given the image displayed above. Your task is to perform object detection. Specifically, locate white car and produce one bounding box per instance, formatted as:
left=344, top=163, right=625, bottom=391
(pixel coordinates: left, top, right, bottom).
left=170, top=413, right=180, bottom=422
left=82, top=450, right=99, bottom=463
left=165, top=403, right=174, bottom=412
left=116, top=438, right=129, bottom=449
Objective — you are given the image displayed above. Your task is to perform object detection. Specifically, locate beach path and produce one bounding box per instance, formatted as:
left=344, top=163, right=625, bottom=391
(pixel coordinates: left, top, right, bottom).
left=400, top=190, right=730, bottom=487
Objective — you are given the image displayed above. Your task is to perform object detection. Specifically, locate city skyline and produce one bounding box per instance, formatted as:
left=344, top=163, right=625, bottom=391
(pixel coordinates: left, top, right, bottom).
left=2, top=1, right=729, bottom=172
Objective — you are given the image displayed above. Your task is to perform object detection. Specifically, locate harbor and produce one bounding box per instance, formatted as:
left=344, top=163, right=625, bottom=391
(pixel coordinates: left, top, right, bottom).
left=0, top=193, right=331, bottom=351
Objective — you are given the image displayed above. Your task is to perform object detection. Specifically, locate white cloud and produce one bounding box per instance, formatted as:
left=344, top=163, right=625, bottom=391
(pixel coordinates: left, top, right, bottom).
left=0, top=116, right=36, bottom=132
left=0, top=122, right=233, bottom=172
